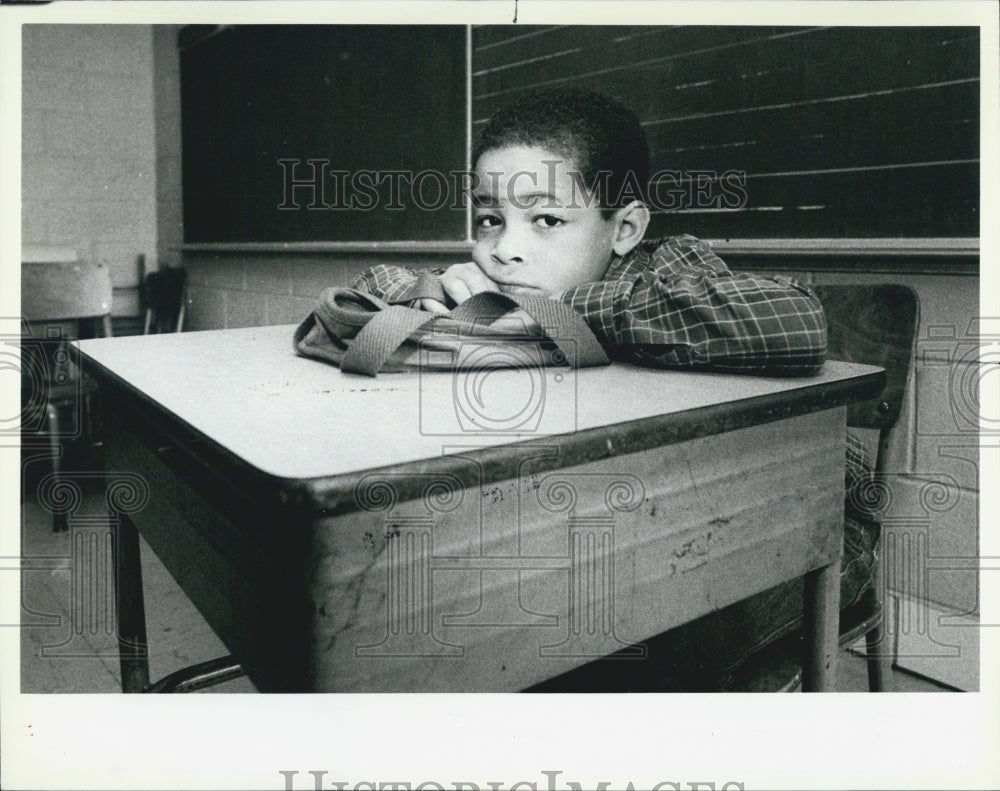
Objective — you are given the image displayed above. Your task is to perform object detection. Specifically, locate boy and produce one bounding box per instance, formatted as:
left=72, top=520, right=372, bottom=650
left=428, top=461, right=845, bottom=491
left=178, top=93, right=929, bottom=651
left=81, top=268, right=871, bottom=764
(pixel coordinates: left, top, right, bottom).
left=351, top=89, right=875, bottom=690
left=353, top=89, right=827, bottom=378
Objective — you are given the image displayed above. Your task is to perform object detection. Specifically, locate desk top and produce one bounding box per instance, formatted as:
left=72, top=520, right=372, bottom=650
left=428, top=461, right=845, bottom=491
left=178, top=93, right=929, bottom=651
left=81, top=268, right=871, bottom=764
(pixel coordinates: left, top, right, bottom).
left=77, top=324, right=882, bottom=508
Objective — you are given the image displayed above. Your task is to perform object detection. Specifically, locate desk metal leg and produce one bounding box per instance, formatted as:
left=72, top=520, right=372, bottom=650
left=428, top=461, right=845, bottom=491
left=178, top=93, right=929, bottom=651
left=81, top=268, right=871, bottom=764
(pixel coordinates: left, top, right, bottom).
left=112, top=512, right=150, bottom=693
left=802, top=561, right=840, bottom=692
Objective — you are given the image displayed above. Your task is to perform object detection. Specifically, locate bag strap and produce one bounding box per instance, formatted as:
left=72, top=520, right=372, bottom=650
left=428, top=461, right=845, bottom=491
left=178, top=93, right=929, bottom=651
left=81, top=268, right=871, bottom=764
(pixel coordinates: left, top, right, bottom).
left=455, top=291, right=609, bottom=362
left=340, top=305, right=439, bottom=375
left=312, top=287, right=391, bottom=337
left=340, top=289, right=608, bottom=376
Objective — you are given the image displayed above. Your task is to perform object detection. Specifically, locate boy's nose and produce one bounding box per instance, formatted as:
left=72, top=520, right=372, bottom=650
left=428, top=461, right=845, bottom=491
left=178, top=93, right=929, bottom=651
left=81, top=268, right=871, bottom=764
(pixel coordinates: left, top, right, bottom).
left=491, top=227, right=526, bottom=267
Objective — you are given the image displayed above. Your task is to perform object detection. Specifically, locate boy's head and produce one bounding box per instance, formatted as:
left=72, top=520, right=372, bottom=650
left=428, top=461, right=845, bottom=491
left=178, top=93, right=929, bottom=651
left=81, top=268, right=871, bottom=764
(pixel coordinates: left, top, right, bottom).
left=468, top=89, right=650, bottom=298
left=472, top=89, right=650, bottom=214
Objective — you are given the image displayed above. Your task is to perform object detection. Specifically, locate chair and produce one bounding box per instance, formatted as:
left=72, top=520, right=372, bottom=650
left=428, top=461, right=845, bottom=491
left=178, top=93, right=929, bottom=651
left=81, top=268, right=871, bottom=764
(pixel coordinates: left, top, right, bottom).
left=723, top=284, right=920, bottom=692
left=142, top=267, right=187, bottom=334
left=21, top=249, right=114, bottom=532
left=528, top=284, right=919, bottom=693
left=811, top=283, right=920, bottom=690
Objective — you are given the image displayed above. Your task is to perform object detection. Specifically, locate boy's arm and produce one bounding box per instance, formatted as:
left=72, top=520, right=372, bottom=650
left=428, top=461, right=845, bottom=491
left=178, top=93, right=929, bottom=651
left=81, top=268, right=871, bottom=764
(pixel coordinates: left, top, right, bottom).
left=554, top=236, right=827, bottom=376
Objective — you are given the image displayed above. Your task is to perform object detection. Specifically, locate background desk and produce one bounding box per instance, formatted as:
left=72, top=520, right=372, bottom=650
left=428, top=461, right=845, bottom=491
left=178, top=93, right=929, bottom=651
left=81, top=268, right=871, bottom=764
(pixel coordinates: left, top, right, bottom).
left=75, top=325, right=882, bottom=692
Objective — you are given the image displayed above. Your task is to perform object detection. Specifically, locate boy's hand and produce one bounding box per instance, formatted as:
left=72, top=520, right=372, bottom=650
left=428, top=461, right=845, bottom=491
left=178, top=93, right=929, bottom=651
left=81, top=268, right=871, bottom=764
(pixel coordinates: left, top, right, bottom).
left=420, top=262, right=544, bottom=337
left=420, top=262, right=501, bottom=314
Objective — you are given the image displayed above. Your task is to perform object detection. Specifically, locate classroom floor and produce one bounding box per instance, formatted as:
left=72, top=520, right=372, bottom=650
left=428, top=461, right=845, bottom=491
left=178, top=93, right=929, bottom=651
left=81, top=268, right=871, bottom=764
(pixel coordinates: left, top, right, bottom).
left=18, top=471, right=953, bottom=694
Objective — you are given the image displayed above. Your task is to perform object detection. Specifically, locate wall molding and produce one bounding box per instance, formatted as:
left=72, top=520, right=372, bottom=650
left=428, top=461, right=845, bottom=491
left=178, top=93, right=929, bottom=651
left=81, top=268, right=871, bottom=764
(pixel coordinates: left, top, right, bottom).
left=707, top=238, right=979, bottom=257
left=179, top=237, right=980, bottom=275
left=708, top=238, right=979, bottom=275
left=177, top=241, right=474, bottom=255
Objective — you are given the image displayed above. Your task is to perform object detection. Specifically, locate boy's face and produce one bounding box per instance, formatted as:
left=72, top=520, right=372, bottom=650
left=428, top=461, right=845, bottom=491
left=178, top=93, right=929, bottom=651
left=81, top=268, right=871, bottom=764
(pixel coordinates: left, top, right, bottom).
left=471, top=146, right=619, bottom=297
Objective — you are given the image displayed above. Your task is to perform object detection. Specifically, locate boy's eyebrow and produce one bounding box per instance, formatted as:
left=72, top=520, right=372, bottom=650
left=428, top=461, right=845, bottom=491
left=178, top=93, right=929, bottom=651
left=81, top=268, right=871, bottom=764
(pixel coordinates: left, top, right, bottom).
left=514, top=189, right=560, bottom=203
left=470, top=192, right=499, bottom=207
left=471, top=189, right=563, bottom=207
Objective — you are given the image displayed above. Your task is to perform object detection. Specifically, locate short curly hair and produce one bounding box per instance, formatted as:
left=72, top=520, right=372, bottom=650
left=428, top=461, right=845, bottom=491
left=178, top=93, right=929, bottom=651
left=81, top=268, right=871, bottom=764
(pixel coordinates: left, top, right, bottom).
left=472, top=89, right=650, bottom=215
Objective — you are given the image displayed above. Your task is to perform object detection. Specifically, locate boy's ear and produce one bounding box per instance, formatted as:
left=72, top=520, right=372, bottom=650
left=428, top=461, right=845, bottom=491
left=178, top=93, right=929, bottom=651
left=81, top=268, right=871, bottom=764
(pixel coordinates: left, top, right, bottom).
left=611, top=201, right=651, bottom=257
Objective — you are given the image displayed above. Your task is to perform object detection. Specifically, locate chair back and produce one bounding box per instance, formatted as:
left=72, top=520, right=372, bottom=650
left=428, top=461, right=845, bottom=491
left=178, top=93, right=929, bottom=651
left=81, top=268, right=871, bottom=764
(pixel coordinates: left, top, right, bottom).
left=813, top=284, right=919, bottom=432
left=142, top=268, right=187, bottom=333
left=22, top=253, right=113, bottom=323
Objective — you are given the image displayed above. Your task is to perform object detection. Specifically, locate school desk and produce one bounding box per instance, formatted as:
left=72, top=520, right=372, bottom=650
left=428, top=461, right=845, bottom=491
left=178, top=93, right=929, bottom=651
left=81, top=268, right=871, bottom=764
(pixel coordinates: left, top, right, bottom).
left=74, top=325, right=883, bottom=692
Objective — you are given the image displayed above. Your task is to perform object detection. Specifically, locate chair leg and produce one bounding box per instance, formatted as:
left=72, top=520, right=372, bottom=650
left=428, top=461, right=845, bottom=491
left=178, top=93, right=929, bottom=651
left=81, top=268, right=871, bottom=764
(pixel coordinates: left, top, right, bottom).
left=864, top=622, right=892, bottom=692
left=112, top=512, right=150, bottom=693
left=864, top=556, right=894, bottom=691
left=45, top=402, right=68, bottom=533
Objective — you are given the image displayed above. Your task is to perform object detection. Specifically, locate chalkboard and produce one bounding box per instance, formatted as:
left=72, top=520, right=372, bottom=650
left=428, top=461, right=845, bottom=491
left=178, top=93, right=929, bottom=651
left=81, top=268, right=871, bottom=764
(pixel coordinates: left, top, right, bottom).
left=181, top=26, right=468, bottom=243
left=472, top=26, right=979, bottom=239
left=181, top=26, right=979, bottom=243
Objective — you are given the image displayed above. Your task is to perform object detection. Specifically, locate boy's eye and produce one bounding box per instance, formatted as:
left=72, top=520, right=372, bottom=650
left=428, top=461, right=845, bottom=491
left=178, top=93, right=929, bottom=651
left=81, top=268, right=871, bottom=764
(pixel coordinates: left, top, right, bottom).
left=534, top=215, right=565, bottom=228
left=475, top=214, right=502, bottom=229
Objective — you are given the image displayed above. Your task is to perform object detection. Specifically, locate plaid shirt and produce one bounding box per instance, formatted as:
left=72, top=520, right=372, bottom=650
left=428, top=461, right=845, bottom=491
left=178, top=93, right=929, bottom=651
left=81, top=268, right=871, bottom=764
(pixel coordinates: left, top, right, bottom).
left=353, top=235, right=826, bottom=376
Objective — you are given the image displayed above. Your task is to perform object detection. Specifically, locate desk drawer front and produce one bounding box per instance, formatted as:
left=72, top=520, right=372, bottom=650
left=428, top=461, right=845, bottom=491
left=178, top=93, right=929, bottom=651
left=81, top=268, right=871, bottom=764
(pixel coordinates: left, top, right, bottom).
left=305, top=408, right=846, bottom=691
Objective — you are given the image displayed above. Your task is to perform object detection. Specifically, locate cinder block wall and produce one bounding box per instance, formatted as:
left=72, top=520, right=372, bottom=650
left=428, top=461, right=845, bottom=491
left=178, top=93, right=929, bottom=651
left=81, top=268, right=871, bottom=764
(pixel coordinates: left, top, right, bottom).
left=22, top=25, right=163, bottom=326
left=152, top=26, right=184, bottom=275
left=181, top=251, right=470, bottom=330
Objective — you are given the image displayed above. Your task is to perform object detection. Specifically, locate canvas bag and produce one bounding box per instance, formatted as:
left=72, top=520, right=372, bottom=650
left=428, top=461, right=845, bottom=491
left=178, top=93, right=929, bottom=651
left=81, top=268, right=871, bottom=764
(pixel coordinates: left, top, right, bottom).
left=293, top=278, right=609, bottom=377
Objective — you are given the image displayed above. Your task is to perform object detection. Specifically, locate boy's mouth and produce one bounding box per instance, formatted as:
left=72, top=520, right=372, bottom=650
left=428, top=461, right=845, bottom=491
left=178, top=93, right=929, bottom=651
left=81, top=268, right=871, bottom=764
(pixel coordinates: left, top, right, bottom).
left=496, top=282, right=537, bottom=296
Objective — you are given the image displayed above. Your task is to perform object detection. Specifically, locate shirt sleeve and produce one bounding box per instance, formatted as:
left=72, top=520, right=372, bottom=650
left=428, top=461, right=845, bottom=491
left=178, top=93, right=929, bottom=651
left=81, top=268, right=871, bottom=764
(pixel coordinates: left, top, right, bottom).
left=554, top=236, right=827, bottom=376
left=350, top=265, right=447, bottom=305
